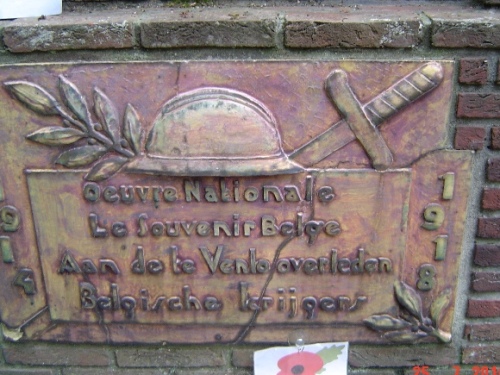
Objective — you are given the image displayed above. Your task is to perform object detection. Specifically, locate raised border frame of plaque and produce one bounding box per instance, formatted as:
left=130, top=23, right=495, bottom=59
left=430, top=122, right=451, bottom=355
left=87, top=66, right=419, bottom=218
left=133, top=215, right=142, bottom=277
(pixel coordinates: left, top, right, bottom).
left=0, top=61, right=472, bottom=344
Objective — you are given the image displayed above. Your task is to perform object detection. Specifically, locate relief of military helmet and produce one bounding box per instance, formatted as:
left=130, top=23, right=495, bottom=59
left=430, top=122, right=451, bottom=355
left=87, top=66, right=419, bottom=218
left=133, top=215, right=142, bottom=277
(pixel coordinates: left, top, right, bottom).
left=127, top=87, right=303, bottom=176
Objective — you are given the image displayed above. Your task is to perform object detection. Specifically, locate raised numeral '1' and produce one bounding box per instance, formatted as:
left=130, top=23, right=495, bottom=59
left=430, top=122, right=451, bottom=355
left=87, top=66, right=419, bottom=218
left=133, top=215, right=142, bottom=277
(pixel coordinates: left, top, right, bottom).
left=0, top=236, right=14, bottom=263
left=439, top=172, right=455, bottom=200
left=434, top=235, right=448, bottom=261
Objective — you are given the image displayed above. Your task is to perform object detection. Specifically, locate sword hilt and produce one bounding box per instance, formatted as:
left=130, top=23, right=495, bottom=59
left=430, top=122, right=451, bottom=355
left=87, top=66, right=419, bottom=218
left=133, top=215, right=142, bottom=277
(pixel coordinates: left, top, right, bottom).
left=364, top=62, right=444, bottom=126
left=326, top=70, right=394, bottom=170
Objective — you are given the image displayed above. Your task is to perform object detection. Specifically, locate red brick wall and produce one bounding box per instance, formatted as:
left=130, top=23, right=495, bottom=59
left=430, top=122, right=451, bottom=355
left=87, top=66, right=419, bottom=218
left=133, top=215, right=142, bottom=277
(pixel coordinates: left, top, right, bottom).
left=457, top=54, right=500, bottom=367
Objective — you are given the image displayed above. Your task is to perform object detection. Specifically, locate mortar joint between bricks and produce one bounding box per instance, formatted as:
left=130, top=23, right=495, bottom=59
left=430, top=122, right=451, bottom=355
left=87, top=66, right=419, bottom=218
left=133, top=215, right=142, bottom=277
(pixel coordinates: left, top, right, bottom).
left=417, top=10, right=433, bottom=49
left=275, top=12, right=286, bottom=50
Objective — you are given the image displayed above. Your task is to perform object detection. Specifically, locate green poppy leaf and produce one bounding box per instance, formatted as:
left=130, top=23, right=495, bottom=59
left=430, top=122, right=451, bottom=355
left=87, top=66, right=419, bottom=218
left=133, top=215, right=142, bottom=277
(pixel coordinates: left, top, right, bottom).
left=316, top=344, right=345, bottom=365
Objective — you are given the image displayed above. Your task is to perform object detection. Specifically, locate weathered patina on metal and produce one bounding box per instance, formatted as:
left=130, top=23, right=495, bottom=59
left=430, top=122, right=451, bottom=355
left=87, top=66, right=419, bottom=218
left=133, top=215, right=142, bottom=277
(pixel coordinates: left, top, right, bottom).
left=0, top=61, right=472, bottom=344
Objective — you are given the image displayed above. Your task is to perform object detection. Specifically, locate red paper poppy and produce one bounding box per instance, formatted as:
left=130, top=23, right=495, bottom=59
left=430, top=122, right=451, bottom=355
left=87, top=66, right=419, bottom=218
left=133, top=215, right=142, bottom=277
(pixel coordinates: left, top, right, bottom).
left=277, top=351, right=324, bottom=375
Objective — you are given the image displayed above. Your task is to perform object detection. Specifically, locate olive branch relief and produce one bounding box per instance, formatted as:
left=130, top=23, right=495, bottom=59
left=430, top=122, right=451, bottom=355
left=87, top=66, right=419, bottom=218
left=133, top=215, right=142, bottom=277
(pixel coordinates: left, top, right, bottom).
left=364, top=281, right=452, bottom=344
left=4, top=76, right=144, bottom=181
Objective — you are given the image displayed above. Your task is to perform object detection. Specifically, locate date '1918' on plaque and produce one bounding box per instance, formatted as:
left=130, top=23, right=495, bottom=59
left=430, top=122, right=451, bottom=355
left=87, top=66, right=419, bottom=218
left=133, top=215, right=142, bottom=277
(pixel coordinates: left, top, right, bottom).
left=0, top=61, right=471, bottom=345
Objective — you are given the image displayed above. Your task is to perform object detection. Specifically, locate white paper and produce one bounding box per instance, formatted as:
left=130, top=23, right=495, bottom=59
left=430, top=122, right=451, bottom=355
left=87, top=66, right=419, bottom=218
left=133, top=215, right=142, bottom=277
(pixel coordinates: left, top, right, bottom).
left=0, top=0, right=61, bottom=20
left=254, top=342, right=349, bottom=375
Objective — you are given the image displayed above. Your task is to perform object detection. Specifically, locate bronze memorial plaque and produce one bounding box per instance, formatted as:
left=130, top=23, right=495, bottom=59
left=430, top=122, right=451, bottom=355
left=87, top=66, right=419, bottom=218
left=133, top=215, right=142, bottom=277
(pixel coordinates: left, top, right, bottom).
left=0, top=61, right=472, bottom=344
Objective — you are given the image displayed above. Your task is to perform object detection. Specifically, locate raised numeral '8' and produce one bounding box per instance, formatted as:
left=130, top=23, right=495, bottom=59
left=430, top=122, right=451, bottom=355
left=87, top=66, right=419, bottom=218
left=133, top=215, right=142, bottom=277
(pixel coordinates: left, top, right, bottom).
left=417, top=264, right=436, bottom=291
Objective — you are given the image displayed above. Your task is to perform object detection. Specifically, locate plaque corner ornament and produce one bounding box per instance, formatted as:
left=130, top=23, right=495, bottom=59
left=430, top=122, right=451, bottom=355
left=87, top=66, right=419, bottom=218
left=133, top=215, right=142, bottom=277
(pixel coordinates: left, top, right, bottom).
left=363, top=281, right=452, bottom=344
left=0, top=323, right=24, bottom=342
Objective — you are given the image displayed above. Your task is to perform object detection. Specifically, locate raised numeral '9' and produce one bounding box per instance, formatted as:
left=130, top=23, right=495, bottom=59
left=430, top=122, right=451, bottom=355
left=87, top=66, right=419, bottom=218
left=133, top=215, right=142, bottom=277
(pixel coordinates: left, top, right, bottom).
left=422, top=203, right=444, bottom=230
left=0, top=205, right=20, bottom=232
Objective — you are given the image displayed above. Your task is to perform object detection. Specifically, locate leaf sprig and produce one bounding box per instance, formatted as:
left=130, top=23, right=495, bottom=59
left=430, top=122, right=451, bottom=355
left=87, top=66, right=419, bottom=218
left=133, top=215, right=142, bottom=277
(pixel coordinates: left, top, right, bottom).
left=4, top=76, right=144, bottom=181
left=363, top=281, right=452, bottom=344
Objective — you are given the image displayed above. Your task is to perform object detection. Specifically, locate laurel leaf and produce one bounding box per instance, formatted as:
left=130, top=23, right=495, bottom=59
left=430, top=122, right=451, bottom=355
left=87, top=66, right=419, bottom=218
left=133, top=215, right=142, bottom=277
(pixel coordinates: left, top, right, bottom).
left=26, top=127, right=86, bottom=146
left=383, top=330, right=428, bottom=343
left=85, top=156, right=128, bottom=181
left=394, top=281, right=423, bottom=320
left=55, top=145, right=107, bottom=167
left=58, top=75, right=92, bottom=126
left=123, top=103, right=143, bottom=155
left=430, top=288, right=452, bottom=326
left=93, top=87, right=120, bottom=143
left=364, top=314, right=411, bottom=331
left=4, top=80, right=60, bottom=116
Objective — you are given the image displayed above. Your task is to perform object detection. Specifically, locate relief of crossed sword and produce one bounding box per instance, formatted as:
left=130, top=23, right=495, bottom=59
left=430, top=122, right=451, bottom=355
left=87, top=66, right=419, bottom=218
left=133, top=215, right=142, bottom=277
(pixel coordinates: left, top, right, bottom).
left=289, top=62, right=444, bottom=170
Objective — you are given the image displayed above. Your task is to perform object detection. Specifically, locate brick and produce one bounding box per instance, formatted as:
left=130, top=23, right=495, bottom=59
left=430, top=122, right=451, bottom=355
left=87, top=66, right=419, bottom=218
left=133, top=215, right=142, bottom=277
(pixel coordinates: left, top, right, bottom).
left=64, top=370, right=250, bottom=375
left=487, top=158, right=500, bottom=182
left=116, top=348, right=226, bottom=368
left=349, top=345, right=458, bottom=367
left=491, top=127, right=500, bottom=150
left=498, top=61, right=500, bottom=85
left=140, top=8, right=277, bottom=48
left=463, top=345, right=500, bottom=364
left=467, top=299, right=500, bottom=318
left=474, top=243, right=500, bottom=266
left=0, top=369, right=57, bottom=375
left=482, top=188, right=500, bottom=210
left=284, top=7, right=423, bottom=49
left=351, top=370, right=396, bottom=375
left=465, top=323, right=500, bottom=341
left=454, top=127, right=486, bottom=150
left=63, top=369, right=165, bottom=375
left=428, top=8, right=500, bottom=48
left=477, top=218, right=500, bottom=238
left=2, top=345, right=112, bottom=366
left=479, top=0, right=500, bottom=4
left=459, top=58, right=488, bottom=85
left=457, top=93, right=500, bottom=119
left=232, top=348, right=253, bottom=368
left=471, top=272, right=500, bottom=292
left=3, top=10, right=135, bottom=52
